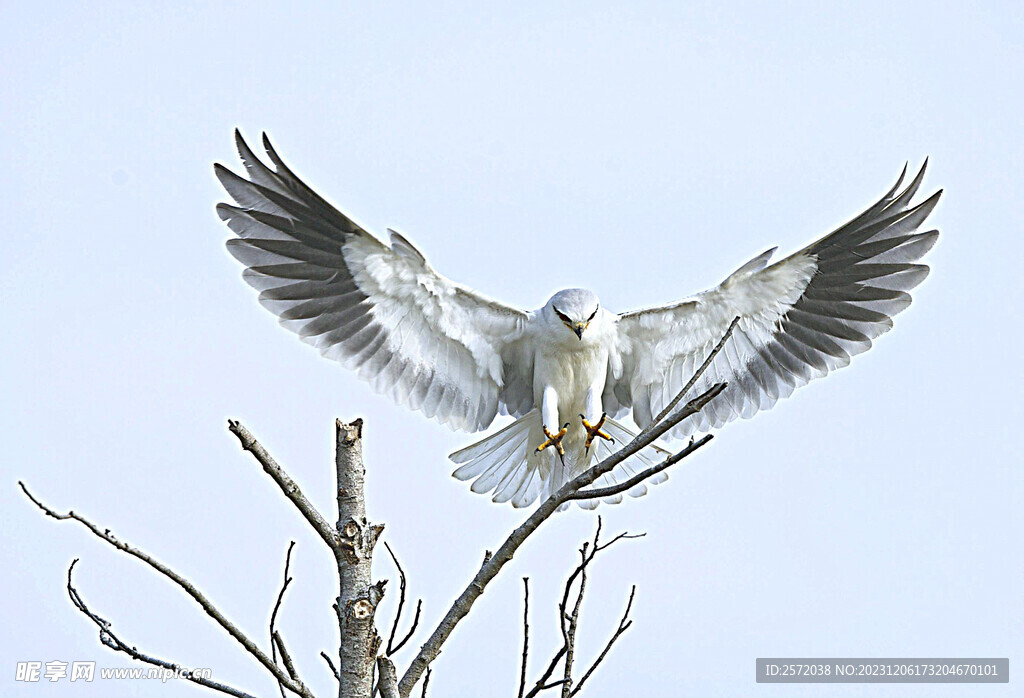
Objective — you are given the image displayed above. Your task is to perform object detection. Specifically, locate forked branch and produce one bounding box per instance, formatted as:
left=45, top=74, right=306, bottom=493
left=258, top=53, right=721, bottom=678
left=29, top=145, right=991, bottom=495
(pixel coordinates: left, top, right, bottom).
left=65, top=559, right=257, bottom=698
left=521, top=519, right=641, bottom=698
left=18, top=482, right=315, bottom=698
left=384, top=541, right=423, bottom=657
left=228, top=419, right=339, bottom=550
left=270, top=541, right=297, bottom=698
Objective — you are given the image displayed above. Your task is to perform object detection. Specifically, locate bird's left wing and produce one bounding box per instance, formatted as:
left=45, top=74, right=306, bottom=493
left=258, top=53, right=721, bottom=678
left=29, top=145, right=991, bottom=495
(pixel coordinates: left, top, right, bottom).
left=608, top=163, right=940, bottom=438
left=215, top=131, right=532, bottom=432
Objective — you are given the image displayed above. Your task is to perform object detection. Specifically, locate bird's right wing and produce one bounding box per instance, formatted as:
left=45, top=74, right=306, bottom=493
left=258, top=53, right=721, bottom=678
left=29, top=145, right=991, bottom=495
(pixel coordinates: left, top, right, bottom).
left=607, top=163, right=941, bottom=438
left=215, top=131, right=534, bottom=432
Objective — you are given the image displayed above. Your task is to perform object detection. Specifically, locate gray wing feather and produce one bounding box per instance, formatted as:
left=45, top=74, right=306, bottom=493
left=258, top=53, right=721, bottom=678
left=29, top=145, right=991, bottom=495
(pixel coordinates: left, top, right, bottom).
left=612, top=161, right=941, bottom=439
left=216, top=130, right=531, bottom=432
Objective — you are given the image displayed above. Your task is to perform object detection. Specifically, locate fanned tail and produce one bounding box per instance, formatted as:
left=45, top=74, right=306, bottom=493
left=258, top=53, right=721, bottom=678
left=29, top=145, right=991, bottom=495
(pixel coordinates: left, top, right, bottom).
left=450, top=410, right=546, bottom=508
left=450, top=412, right=672, bottom=509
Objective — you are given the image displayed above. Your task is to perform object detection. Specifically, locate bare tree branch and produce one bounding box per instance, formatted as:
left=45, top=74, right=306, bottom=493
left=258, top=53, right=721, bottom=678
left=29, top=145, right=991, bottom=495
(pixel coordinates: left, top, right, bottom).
left=270, top=541, right=297, bottom=698
left=420, top=667, right=431, bottom=698
left=19, top=482, right=315, bottom=698
left=377, top=656, right=400, bottom=698
left=560, top=542, right=588, bottom=698
left=524, top=647, right=567, bottom=698
left=398, top=317, right=738, bottom=696
left=568, top=434, right=715, bottom=501
left=570, top=586, right=635, bottom=696
left=384, top=541, right=423, bottom=656
left=321, top=651, right=340, bottom=681
left=535, top=679, right=570, bottom=692
left=524, top=519, right=644, bottom=698
left=273, top=632, right=299, bottom=681
left=65, top=559, right=258, bottom=698
left=229, top=419, right=340, bottom=550
left=594, top=531, right=646, bottom=553
left=518, top=577, right=530, bottom=698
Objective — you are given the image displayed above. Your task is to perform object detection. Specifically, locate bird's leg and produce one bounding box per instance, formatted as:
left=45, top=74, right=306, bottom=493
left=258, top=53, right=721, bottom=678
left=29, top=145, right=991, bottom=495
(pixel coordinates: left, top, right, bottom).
left=536, top=423, right=569, bottom=457
left=580, top=412, right=614, bottom=452
left=536, top=386, right=567, bottom=462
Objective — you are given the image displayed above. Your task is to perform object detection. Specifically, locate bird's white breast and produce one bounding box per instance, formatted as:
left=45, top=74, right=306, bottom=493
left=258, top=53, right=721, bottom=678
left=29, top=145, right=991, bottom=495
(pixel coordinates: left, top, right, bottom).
left=530, top=324, right=616, bottom=424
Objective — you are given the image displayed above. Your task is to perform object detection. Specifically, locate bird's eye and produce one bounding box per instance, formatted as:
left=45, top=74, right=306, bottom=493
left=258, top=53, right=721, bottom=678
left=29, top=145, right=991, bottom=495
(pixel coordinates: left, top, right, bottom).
left=587, top=307, right=598, bottom=322
left=553, top=307, right=570, bottom=323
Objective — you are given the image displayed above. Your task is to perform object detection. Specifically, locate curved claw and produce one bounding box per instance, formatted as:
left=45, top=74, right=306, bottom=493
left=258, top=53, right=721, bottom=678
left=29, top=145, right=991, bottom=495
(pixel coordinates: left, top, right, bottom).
left=580, top=413, right=614, bottom=451
left=536, top=423, right=569, bottom=456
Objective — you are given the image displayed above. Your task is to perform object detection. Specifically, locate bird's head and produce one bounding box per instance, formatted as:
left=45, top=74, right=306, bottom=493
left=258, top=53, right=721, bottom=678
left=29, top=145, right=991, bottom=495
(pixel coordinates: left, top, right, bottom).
left=543, top=289, right=601, bottom=341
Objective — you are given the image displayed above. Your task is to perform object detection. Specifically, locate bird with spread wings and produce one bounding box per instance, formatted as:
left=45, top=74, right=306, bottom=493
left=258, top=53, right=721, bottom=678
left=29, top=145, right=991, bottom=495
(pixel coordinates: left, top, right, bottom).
left=215, top=131, right=940, bottom=509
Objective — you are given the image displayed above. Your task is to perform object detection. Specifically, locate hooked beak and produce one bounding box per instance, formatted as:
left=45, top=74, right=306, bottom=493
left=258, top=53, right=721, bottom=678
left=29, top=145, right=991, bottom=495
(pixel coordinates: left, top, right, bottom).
left=572, top=322, right=585, bottom=340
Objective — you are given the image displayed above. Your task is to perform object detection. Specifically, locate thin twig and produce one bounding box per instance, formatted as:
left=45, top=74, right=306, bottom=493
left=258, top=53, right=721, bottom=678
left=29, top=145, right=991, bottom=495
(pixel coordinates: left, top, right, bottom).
left=560, top=544, right=588, bottom=698
left=228, top=420, right=340, bottom=550
left=569, top=586, right=636, bottom=696
left=568, top=434, right=716, bottom=501
left=320, top=651, right=340, bottom=681
left=537, top=679, right=571, bottom=691
left=384, top=541, right=423, bottom=656
left=594, top=531, right=646, bottom=553
left=19, top=482, right=314, bottom=698
left=524, top=647, right=567, bottom=698
left=270, top=541, right=296, bottom=698
left=65, top=559, right=257, bottom=698
left=518, top=578, right=530, bottom=698
left=397, top=317, right=737, bottom=696
left=420, top=667, right=432, bottom=697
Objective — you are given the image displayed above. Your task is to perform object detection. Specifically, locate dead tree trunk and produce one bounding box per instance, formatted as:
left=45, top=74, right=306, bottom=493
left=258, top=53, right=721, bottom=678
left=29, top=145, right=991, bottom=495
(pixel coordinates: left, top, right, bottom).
left=334, top=419, right=385, bottom=698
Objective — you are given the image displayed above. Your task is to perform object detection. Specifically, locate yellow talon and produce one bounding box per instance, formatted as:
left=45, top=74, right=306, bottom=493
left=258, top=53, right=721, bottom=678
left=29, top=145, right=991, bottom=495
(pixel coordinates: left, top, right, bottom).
left=581, top=413, right=614, bottom=450
left=536, top=424, right=568, bottom=456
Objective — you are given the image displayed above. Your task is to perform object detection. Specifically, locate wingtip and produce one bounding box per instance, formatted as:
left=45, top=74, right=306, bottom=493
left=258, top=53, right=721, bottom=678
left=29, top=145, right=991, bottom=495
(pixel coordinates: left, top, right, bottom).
left=215, top=202, right=238, bottom=221
left=882, top=162, right=908, bottom=202
left=233, top=128, right=259, bottom=165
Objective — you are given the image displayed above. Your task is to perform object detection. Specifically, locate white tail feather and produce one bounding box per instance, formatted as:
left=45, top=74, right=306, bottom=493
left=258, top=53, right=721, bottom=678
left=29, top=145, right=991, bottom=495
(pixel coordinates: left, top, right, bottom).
left=449, top=411, right=672, bottom=509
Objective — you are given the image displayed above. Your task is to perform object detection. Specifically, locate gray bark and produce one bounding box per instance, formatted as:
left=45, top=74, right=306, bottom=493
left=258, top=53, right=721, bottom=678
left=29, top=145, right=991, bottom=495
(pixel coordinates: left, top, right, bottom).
left=334, top=419, right=385, bottom=698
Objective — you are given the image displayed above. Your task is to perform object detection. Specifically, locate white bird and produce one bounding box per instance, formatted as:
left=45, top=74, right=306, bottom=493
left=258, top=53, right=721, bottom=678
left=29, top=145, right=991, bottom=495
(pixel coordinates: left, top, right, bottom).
left=216, top=131, right=940, bottom=509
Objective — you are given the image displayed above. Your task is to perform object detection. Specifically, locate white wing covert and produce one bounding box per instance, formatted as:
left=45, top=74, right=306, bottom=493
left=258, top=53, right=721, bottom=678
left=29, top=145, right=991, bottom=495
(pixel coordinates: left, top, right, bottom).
left=216, top=131, right=531, bottom=432
left=609, top=163, right=941, bottom=438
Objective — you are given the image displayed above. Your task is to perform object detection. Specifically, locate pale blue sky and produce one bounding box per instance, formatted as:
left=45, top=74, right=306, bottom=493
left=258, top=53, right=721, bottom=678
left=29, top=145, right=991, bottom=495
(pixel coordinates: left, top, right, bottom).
left=2, top=2, right=1021, bottom=696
